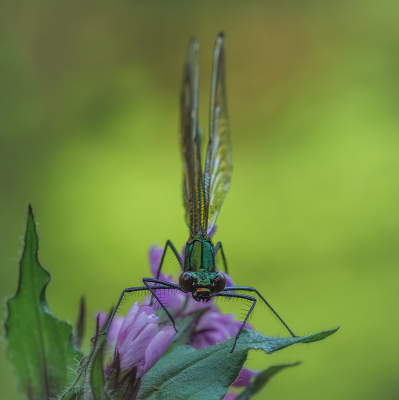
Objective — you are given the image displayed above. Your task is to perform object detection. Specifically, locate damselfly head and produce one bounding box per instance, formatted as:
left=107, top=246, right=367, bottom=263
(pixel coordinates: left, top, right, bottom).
left=179, top=271, right=226, bottom=301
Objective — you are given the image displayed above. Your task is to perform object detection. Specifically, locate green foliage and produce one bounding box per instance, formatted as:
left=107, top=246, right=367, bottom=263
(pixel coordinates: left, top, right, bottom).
left=60, top=312, right=338, bottom=399
left=61, top=317, right=108, bottom=400
left=139, top=343, right=246, bottom=400
left=5, top=206, right=82, bottom=400
left=138, top=327, right=338, bottom=400
left=235, top=363, right=300, bottom=400
left=5, top=207, right=339, bottom=400
left=74, top=296, right=86, bottom=350
left=91, top=340, right=111, bottom=400
left=233, top=327, right=339, bottom=354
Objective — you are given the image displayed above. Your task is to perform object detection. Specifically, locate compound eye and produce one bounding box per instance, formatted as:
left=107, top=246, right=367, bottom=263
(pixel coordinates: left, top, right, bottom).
left=179, top=272, right=193, bottom=292
left=213, top=273, right=226, bottom=292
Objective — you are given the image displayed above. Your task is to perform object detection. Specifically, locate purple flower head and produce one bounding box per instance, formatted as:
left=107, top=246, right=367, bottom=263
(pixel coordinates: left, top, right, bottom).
left=149, top=245, right=174, bottom=283
left=114, top=301, right=176, bottom=378
left=96, top=311, right=124, bottom=344
left=190, top=308, right=252, bottom=350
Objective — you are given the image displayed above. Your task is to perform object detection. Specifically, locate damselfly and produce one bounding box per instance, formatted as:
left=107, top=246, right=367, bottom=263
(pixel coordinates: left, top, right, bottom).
left=100, top=32, right=296, bottom=351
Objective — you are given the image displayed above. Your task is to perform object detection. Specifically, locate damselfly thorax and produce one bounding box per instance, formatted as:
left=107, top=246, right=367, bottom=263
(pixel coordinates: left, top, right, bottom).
left=180, top=236, right=226, bottom=302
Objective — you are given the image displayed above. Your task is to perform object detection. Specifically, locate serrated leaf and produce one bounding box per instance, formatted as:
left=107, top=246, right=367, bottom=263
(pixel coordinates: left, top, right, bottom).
left=235, top=362, right=300, bottom=400
left=138, top=326, right=339, bottom=400
left=90, top=340, right=110, bottom=400
left=5, top=206, right=82, bottom=400
left=232, top=326, right=340, bottom=354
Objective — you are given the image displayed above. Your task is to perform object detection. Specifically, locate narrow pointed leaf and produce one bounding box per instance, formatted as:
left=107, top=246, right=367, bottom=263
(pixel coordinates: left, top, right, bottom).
left=5, top=206, right=82, bottom=400
left=61, top=315, right=105, bottom=399
left=235, top=362, right=300, bottom=400
left=74, top=295, right=86, bottom=349
left=90, top=341, right=110, bottom=400
left=233, top=326, right=339, bottom=354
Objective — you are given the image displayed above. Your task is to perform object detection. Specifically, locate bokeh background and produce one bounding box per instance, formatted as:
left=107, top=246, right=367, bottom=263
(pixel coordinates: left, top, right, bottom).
left=1, top=1, right=399, bottom=399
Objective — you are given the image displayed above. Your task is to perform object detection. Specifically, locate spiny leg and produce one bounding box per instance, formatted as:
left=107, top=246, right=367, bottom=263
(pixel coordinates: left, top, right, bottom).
left=214, top=241, right=228, bottom=274
left=155, top=240, right=183, bottom=280
left=223, top=286, right=296, bottom=338
left=150, top=241, right=182, bottom=307
left=143, top=277, right=185, bottom=332
left=213, top=292, right=256, bottom=352
left=96, top=285, right=151, bottom=340
left=94, top=282, right=182, bottom=341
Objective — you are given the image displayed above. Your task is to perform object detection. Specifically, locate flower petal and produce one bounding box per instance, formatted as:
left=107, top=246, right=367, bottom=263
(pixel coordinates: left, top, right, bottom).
left=137, top=305, right=159, bottom=318
left=224, top=273, right=234, bottom=287
left=116, top=301, right=140, bottom=349
left=222, top=392, right=237, bottom=400
left=118, top=310, right=157, bottom=354
left=149, top=245, right=164, bottom=277
left=107, top=316, right=124, bottom=343
left=136, top=326, right=176, bottom=378
left=95, top=311, right=108, bottom=328
left=208, top=225, right=217, bottom=238
left=119, top=322, right=158, bottom=371
left=232, top=367, right=258, bottom=387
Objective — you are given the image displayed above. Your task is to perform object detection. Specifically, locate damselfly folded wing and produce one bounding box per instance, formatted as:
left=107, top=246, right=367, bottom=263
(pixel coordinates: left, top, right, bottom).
left=203, top=32, right=233, bottom=235
left=181, top=37, right=204, bottom=236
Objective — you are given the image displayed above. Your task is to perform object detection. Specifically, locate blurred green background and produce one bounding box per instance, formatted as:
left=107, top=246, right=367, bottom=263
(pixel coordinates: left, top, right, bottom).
left=1, top=1, right=398, bottom=399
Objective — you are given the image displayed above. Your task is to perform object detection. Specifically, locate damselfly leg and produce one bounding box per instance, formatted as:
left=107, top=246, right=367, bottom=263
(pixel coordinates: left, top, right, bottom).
left=214, top=242, right=229, bottom=274
left=213, top=291, right=256, bottom=352
left=222, top=286, right=297, bottom=338
left=95, top=279, right=184, bottom=341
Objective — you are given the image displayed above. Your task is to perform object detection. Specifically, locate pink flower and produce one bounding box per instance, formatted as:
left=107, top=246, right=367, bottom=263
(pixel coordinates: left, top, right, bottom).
left=190, top=308, right=252, bottom=350
left=96, top=311, right=124, bottom=344
left=149, top=245, right=174, bottom=283
left=115, top=301, right=176, bottom=377
left=232, top=367, right=258, bottom=387
left=223, top=393, right=237, bottom=400
left=221, top=368, right=258, bottom=399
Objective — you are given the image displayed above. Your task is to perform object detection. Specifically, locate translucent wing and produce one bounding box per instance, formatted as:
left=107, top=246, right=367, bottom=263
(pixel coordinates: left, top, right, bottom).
left=181, top=37, right=204, bottom=236
left=203, top=32, right=232, bottom=234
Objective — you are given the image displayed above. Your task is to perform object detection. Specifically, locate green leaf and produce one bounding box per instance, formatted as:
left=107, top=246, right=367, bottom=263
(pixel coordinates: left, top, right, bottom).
left=58, top=354, right=87, bottom=400
left=5, top=206, right=82, bottom=400
left=74, top=295, right=86, bottom=350
left=235, top=362, right=300, bottom=400
left=90, top=340, right=111, bottom=400
left=139, top=343, right=246, bottom=400
left=233, top=326, right=340, bottom=354
left=61, top=315, right=104, bottom=400
left=139, top=326, right=339, bottom=400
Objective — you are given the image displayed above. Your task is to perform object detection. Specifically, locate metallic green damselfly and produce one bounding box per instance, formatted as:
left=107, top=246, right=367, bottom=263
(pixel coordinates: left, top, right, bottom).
left=100, top=32, right=296, bottom=351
